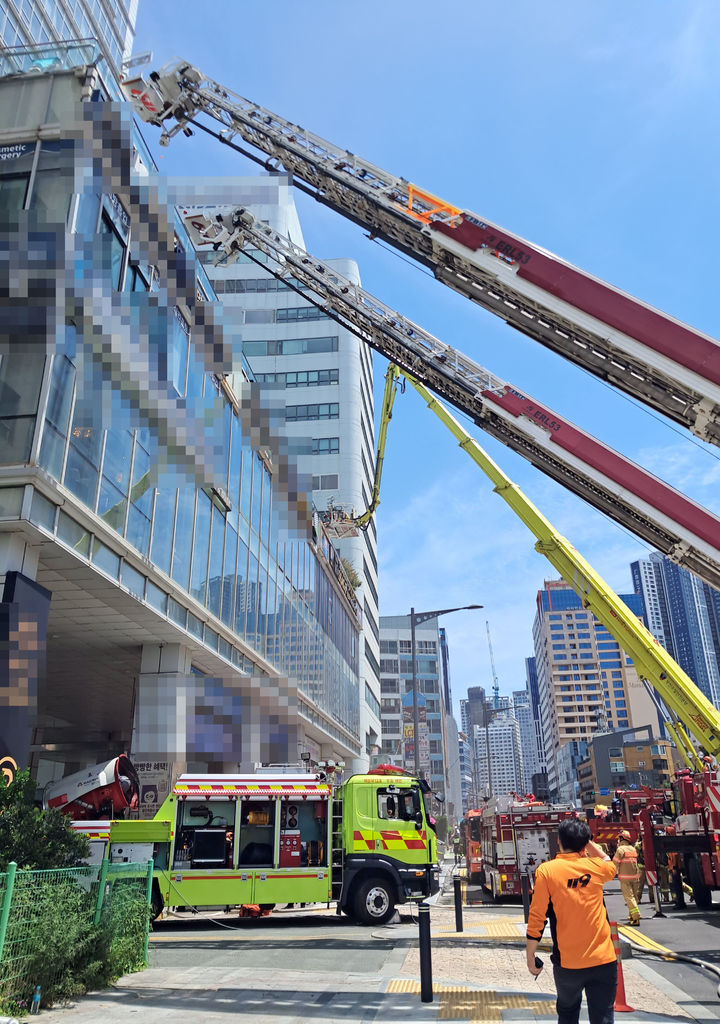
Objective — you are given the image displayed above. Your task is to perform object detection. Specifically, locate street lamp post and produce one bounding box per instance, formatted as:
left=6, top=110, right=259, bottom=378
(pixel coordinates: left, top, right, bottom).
left=409, top=604, right=483, bottom=779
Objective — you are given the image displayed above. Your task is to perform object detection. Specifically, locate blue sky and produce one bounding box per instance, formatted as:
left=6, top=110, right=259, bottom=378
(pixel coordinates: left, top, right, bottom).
left=133, top=1, right=720, bottom=720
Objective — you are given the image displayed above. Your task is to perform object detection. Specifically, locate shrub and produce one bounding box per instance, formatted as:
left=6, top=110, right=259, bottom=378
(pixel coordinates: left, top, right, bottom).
left=0, top=771, right=89, bottom=871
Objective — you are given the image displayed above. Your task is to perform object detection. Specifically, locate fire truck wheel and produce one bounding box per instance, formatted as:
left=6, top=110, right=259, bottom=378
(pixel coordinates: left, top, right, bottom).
left=687, top=859, right=713, bottom=909
left=353, top=877, right=396, bottom=925
left=150, top=881, right=164, bottom=921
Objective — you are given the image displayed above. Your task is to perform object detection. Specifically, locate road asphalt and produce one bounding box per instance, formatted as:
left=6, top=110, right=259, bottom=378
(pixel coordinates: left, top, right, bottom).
left=12, top=854, right=719, bottom=1024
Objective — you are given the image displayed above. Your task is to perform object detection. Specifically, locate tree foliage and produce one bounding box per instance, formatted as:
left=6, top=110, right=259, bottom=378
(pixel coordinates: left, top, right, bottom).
left=0, top=770, right=89, bottom=870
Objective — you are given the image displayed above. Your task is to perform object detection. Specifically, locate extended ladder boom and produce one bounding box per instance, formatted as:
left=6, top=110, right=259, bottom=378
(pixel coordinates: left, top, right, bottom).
left=404, top=373, right=720, bottom=762
left=124, top=61, right=720, bottom=445
left=354, top=365, right=400, bottom=530
left=179, top=206, right=720, bottom=592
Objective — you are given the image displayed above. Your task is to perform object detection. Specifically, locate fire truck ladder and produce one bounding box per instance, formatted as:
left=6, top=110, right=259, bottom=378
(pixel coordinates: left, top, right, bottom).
left=330, top=790, right=344, bottom=904
left=178, top=207, right=720, bottom=593
left=124, top=61, right=720, bottom=445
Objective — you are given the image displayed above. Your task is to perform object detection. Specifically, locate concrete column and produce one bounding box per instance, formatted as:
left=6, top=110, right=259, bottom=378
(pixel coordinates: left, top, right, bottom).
left=131, top=646, right=298, bottom=778
left=0, top=532, right=40, bottom=593
left=0, top=549, right=51, bottom=775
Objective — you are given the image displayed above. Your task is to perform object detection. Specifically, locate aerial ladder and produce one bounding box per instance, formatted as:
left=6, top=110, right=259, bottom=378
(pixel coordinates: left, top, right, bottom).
left=178, top=206, right=720, bottom=592
left=123, top=60, right=720, bottom=445
left=176, top=206, right=720, bottom=769
left=121, top=64, right=720, bottom=759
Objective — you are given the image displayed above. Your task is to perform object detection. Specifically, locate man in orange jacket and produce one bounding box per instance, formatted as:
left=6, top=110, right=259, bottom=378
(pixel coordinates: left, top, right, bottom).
left=526, top=818, right=617, bottom=1024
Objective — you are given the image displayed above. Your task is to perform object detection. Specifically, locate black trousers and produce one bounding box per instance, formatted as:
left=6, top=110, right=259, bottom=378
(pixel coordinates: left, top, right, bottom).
left=553, top=959, right=617, bottom=1024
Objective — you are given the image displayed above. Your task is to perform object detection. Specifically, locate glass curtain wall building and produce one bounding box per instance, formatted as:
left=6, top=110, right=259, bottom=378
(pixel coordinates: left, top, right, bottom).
left=169, top=175, right=381, bottom=771
left=0, top=0, right=136, bottom=77
left=532, top=579, right=659, bottom=800
left=0, top=43, right=361, bottom=785
left=631, top=552, right=720, bottom=708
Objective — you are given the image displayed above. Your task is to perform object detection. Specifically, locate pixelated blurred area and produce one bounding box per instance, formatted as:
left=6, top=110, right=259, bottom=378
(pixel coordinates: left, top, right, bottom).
left=0, top=44, right=361, bottom=783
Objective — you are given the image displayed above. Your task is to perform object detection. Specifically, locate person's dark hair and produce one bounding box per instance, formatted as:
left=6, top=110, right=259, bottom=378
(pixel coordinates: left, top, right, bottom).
left=558, top=817, right=591, bottom=852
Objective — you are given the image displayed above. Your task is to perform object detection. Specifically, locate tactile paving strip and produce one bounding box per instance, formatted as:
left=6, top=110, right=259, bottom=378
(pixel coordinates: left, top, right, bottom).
left=387, top=980, right=555, bottom=1021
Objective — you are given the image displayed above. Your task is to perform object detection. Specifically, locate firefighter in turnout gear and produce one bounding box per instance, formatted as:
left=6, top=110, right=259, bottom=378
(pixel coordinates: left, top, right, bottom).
left=613, top=830, right=641, bottom=925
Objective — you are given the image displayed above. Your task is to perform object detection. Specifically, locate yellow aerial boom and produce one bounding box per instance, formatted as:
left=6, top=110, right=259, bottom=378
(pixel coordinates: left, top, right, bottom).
left=401, top=370, right=720, bottom=767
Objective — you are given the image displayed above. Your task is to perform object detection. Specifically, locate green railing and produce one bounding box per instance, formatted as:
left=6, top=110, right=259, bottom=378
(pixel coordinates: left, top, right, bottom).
left=0, top=859, right=153, bottom=1014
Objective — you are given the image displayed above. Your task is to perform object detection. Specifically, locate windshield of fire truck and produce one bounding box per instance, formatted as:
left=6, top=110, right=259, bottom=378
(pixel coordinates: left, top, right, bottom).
left=467, top=819, right=482, bottom=842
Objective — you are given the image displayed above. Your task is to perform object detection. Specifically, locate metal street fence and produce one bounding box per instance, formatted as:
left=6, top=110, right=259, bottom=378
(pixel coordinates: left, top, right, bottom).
left=0, top=859, right=152, bottom=1013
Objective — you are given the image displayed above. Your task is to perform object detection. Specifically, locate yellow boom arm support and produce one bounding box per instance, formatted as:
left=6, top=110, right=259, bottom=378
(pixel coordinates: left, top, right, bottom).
left=405, top=371, right=720, bottom=763
left=354, top=365, right=401, bottom=530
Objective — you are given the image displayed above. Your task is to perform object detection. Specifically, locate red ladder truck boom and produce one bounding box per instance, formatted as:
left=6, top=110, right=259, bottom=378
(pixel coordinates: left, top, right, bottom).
left=178, top=206, right=720, bottom=592
left=123, top=60, right=720, bottom=445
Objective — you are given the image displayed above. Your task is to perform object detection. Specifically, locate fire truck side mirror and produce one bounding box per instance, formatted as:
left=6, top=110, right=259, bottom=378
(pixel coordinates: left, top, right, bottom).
left=414, top=811, right=423, bottom=829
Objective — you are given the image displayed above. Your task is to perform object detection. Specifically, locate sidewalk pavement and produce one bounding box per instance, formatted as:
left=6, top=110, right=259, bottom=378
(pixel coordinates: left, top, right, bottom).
left=30, top=856, right=715, bottom=1024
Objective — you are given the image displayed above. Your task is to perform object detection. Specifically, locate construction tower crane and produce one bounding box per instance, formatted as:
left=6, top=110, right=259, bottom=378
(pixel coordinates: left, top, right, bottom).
left=178, top=206, right=720, bottom=592
left=486, top=622, right=501, bottom=711
left=123, top=61, right=720, bottom=445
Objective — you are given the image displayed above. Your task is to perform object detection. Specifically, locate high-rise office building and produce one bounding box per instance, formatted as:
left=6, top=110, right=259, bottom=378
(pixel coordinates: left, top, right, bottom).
left=379, top=615, right=450, bottom=801
left=631, top=552, right=720, bottom=708
left=512, top=690, right=541, bottom=793
left=170, top=175, right=381, bottom=770
left=444, top=716, right=463, bottom=823
left=473, top=714, right=523, bottom=798
left=457, top=731, right=474, bottom=813
left=464, top=686, right=488, bottom=730
left=524, top=655, right=545, bottom=775
left=0, top=0, right=136, bottom=77
left=0, top=44, right=362, bottom=791
left=532, top=579, right=658, bottom=800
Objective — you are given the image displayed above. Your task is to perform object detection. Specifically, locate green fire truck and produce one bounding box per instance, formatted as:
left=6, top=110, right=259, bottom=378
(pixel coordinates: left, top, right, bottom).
left=72, top=765, right=439, bottom=925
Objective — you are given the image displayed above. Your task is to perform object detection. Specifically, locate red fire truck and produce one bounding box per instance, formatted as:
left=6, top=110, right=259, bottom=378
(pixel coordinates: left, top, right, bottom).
left=468, top=797, right=577, bottom=900
left=588, top=768, right=720, bottom=909
left=587, top=786, right=673, bottom=847
left=461, top=809, right=483, bottom=883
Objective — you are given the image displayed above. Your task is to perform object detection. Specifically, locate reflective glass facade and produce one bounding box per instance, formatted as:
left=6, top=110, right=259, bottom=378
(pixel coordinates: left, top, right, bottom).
left=0, top=47, right=361, bottom=774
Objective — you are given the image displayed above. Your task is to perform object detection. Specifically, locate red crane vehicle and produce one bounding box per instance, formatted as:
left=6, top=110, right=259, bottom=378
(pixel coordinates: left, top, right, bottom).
left=602, top=767, right=720, bottom=909
left=588, top=786, right=673, bottom=848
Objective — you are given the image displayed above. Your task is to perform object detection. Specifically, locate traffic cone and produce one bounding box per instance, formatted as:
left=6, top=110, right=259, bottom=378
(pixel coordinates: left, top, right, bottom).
left=609, top=921, right=634, bottom=1013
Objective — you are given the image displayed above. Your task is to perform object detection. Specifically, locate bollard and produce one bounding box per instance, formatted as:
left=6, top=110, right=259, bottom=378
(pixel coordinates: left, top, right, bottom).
left=609, top=920, right=634, bottom=1013
left=453, top=875, right=464, bottom=933
left=418, top=902, right=433, bottom=1003
left=651, top=883, right=666, bottom=919
left=521, top=872, right=531, bottom=924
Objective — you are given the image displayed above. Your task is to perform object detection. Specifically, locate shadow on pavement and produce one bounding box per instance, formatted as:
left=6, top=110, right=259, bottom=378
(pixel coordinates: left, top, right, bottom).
left=62, top=986, right=438, bottom=1021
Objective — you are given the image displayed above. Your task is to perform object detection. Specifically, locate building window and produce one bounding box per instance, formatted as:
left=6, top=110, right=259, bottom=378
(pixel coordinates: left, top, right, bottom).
left=312, top=437, right=339, bottom=454
left=277, top=306, right=329, bottom=322
left=244, top=336, right=338, bottom=357
left=312, top=474, right=339, bottom=490
left=256, top=368, right=339, bottom=387
left=286, top=403, right=339, bottom=421
left=100, top=212, right=126, bottom=290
